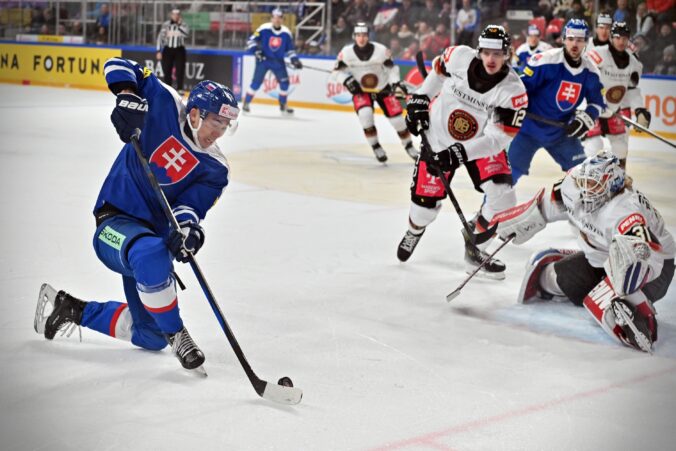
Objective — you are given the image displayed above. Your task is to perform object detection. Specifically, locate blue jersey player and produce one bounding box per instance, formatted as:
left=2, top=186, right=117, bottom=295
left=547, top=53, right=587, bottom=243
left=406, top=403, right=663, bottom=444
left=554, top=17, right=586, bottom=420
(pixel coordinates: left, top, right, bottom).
left=242, top=8, right=302, bottom=115
left=34, top=58, right=240, bottom=372
left=508, top=19, right=605, bottom=184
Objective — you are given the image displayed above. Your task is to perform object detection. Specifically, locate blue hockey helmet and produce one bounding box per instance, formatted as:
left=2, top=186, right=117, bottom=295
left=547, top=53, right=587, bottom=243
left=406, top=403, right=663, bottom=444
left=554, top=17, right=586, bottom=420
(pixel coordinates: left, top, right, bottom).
left=187, top=80, right=239, bottom=121
left=563, top=18, right=590, bottom=40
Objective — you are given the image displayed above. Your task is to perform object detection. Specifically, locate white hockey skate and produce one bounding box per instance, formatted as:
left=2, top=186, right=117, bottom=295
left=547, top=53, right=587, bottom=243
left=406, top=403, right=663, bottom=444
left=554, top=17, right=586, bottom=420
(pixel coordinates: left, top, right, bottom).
left=34, top=283, right=84, bottom=340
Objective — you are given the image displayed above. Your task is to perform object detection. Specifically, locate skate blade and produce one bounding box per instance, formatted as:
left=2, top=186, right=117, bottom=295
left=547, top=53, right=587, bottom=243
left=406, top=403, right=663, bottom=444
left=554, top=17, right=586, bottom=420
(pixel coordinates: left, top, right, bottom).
left=464, top=264, right=506, bottom=281
left=188, top=365, right=208, bottom=378
left=34, top=283, right=58, bottom=334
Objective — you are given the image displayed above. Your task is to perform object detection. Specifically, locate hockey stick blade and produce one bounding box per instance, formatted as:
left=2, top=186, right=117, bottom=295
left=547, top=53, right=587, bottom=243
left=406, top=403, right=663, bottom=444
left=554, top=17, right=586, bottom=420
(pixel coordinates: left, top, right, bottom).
left=260, top=380, right=303, bottom=405
left=473, top=222, right=498, bottom=245
left=446, top=236, right=514, bottom=302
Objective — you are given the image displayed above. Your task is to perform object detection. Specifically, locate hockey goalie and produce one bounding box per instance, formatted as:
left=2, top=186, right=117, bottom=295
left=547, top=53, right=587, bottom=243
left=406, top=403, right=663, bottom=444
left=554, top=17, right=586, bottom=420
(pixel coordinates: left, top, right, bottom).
left=495, top=151, right=675, bottom=352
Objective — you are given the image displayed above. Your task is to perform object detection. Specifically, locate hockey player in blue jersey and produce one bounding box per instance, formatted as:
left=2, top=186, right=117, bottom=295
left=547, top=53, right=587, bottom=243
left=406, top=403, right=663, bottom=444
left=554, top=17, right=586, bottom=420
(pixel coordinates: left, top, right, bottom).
left=242, top=8, right=302, bottom=115
left=508, top=19, right=605, bottom=184
left=34, top=58, right=240, bottom=372
left=513, top=25, right=552, bottom=74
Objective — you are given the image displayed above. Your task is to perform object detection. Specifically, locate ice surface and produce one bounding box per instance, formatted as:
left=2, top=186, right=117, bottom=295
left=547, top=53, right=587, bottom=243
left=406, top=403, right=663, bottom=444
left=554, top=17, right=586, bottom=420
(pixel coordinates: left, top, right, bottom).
left=1, top=85, right=675, bottom=451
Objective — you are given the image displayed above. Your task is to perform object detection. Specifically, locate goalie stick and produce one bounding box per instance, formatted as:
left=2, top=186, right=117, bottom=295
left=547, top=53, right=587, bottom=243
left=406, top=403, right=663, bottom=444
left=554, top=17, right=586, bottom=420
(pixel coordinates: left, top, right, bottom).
left=130, top=130, right=302, bottom=405
left=612, top=300, right=654, bottom=354
left=446, top=235, right=514, bottom=302
left=618, top=114, right=676, bottom=149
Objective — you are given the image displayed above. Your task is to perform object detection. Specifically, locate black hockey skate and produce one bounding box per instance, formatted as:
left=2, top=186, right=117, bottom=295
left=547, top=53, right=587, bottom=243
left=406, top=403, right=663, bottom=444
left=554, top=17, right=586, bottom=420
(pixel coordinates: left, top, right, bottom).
left=397, top=229, right=425, bottom=262
left=167, top=327, right=205, bottom=371
left=372, top=144, right=388, bottom=163
left=280, top=105, right=294, bottom=116
left=462, top=225, right=505, bottom=280
left=37, top=284, right=87, bottom=340
left=405, top=143, right=419, bottom=160
left=242, top=102, right=251, bottom=113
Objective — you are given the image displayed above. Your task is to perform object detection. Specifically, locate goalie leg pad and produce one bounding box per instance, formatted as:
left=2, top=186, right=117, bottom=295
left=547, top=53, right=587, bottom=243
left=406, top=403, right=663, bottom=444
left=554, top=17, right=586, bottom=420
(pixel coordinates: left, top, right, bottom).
left=517, top=248, right=576, bottom=303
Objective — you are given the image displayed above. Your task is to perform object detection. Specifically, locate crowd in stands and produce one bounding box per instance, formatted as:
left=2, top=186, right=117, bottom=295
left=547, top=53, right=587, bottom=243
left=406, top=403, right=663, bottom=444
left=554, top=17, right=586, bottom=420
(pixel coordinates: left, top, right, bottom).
left=2, top=1, right=673, bottom=74
left=330, top=0, right=675, bottom=74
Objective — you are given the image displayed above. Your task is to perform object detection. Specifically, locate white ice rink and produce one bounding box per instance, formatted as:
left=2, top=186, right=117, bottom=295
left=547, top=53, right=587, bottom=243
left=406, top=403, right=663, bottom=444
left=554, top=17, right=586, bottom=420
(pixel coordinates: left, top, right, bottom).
left=2, top=85, right=676, bottom=451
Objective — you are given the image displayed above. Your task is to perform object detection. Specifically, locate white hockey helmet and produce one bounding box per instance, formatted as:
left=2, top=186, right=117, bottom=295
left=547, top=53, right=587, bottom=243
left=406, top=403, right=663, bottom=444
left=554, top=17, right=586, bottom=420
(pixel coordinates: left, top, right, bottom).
left=573, top=151, right=625, bottom=214
left=353, top=22, right=369, bottom=37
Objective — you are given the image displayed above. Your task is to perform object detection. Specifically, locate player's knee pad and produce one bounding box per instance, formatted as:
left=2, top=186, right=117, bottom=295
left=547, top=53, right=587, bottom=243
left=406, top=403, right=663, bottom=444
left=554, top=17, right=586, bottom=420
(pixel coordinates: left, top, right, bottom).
left=607, top=133, right=629, bottom=159
left=479, top=180, right=516, bottom=221
left=357, top=106, right=375, bottom=129
left=127, top=235, right=173, bottom=288
left=582, top=135, right=604, bottom=158
left=518, top=248, right=576, bottom=303
left=409, top=202, right=441, bottom=229
left=387, top=114, right=407, bottom=133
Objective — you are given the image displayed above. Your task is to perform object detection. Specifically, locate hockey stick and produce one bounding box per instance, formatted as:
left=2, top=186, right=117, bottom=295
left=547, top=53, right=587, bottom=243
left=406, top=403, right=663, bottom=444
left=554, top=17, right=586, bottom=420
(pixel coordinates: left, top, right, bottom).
left=130, top=130, right=302, bottom=405
left=419, top=129, right=497, bottom=245
left=287, top=63, right=332, bottom=73
left=618, top=115, right=676, bottom=149
left=446, top=235, right=514, bottom=302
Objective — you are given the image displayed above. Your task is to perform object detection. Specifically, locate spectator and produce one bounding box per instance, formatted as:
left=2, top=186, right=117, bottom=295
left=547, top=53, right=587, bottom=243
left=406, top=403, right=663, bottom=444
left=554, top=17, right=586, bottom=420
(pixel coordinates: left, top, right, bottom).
left=398, top=0, right=420, bottom=30
left=94, top=25, right=107, bottom=45
left=545, top=22, right=562, bottom=47
left=418, top=0, right=440, bottom=28
left=365, top=0, right=382, bottom=25
left=565, top=0, right=586, bottom=22
left=536, top=0, right=554, bottom=23
left=456, top=0, right=478, bottom=46
left=415, top=21, right=434, bottom=46
left=635, top=2, right=656, bottom=39
left=613, top=0, right=634, bottom=31
left=331, top=0, right=347, bottom=24
left=421, top=22, right=451, bottom=56
left=97, top=3, right=110, bottom=32
left=332, top=16, right=352, bottom=52
left=343, top=0, right=368, bottom=26
left=390, top=37, right=404, bottom=59
left=633, top=33, right=658, bottom=71
left=653, top=22, right=674, bottom=56
left=401, top=40, right=420, bottom=60
left=438, top=2, right=452, bottom=25
left=653, top=44, right=676, bottom=75
left=378, top=23, right=400, bottom=46
left=307, top=40, right=322, bottom=55
left=397, top=23, right=416, bottom=49
left=373, top=0, right=399, bottom=35
left=646, top=0, right=675, bottom=24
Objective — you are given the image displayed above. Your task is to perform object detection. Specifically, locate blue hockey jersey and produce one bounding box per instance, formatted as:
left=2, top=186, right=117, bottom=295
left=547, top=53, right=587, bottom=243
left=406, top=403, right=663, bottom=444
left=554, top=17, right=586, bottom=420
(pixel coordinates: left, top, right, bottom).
left=95, top=57, right=230, bottom=237
left=246, top=23, right=297, bottom=67
left=519, top=48, right=605, bottom=140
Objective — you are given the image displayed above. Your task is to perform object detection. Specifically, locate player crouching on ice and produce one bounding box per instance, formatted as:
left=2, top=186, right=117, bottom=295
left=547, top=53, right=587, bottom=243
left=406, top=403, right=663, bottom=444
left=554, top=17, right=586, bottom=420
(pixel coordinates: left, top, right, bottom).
left=34, top=57, right=240, bottom=373
left=332, top=22, right=417, bottom=163
left=397, top=25, right=528, bottom=280
left=495, top=151, right=675, bottom=352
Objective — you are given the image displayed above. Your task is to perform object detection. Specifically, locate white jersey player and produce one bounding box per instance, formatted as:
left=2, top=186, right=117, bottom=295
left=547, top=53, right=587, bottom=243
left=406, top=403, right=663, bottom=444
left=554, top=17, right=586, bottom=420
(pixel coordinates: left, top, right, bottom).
left=333, top=22, right=417, bottom=163
left=495, top=151, right=675, bottom=352
left=584, top=21, right=650, bottom=167
left=586, top=13, right=612, bottom=53
left=398, top=25, right=529, bottom=279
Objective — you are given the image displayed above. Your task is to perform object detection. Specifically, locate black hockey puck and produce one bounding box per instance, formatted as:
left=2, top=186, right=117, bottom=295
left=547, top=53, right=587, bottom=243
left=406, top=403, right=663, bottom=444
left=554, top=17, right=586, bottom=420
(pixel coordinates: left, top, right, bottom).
left=277, top=376, right=293, bottom=387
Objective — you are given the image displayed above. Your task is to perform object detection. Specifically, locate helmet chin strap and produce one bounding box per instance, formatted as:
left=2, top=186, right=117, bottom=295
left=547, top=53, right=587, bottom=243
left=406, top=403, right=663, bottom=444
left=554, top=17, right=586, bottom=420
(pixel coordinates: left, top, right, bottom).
left=187, top=112, right=208, bottom=150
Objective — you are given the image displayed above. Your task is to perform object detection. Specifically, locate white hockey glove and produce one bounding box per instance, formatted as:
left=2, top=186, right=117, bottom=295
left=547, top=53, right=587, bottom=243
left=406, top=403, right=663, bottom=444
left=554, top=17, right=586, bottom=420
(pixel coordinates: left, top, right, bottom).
left=566, top=110, right=595, bottom=139
left=493, top=188, right=547, bottom=245
left=604, top=234, right=652, bottom=297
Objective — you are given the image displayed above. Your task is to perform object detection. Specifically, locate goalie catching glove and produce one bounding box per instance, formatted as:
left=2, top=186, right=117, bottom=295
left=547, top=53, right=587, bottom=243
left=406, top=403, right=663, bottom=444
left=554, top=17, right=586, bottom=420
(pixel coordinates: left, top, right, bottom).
left=493, top=188, right=548, bottom=245
left=604, top=234, right=652, bottom=297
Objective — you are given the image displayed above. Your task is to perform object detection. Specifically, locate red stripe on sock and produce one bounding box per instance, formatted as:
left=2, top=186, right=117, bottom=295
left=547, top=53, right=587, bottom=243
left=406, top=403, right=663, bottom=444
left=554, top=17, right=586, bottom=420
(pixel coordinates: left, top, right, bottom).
left=109, top=304, right=128, bottom=338
left=144, top=298, right=178, bottom=314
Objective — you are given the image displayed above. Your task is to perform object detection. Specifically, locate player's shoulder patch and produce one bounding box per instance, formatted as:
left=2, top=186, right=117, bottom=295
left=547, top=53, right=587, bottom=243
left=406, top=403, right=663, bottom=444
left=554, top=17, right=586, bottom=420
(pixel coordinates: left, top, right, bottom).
left=587, top=49, right=603, bottom=65
left=511, top=91, right=529, bottom=109
left=523, top=66, right=534, bottom=76
left=142, top=67, right=153, bottom=78
left=617, top=213, right=646, bottom=235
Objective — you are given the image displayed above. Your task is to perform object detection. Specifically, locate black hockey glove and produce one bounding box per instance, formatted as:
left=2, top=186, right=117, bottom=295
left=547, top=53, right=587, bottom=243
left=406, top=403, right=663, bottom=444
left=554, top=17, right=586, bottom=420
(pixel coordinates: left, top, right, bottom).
left=565, top=110, right=595, bottom=139
left=343, top=75, right=362, bottom=95
left=421, top=142, right=467, bottom=177
left=405, top=94, right=430, bottom=136
left=634, top=108, right=651, bottom=129
left=111, top=93, right=148, bottom=143
left=391, top=81, right=409, bottom=98
left=255, top=49, right=266, bottom=62
left=166, top=221, right=205, bottom=263
left=290, top=56, right=303, bottom=69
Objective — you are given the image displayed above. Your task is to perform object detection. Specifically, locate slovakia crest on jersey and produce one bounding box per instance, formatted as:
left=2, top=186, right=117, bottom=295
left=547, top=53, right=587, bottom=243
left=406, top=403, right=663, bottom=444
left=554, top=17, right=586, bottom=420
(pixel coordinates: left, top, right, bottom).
left=556, top=81, right=582, bottom=111
left=268, top=36, right=282, bottom=50
left=149, top=136, right=200, bottom=185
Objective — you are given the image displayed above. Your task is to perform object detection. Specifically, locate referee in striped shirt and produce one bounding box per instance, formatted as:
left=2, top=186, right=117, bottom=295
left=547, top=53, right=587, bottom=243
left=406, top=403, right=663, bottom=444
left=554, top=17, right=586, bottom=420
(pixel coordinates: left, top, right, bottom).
left=156, top=9, right=189, bottom=93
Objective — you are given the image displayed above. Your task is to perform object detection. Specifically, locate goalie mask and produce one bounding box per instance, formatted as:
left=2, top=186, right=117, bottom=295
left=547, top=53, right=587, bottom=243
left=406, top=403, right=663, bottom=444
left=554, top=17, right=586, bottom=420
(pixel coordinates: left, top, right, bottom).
left=573, top=151, right=625, bottom=214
